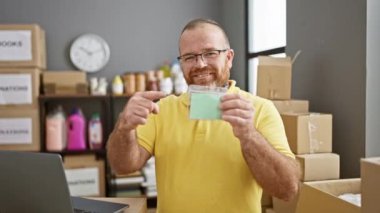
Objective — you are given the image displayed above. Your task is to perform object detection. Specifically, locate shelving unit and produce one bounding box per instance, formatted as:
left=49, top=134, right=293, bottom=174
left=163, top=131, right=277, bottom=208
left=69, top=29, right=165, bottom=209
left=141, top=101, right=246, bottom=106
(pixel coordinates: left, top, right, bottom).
left=38, top=94, right=157, bottom=206
left=39, top=95, right=112, bottom=148
left=39, top=94, right=112, bottom=196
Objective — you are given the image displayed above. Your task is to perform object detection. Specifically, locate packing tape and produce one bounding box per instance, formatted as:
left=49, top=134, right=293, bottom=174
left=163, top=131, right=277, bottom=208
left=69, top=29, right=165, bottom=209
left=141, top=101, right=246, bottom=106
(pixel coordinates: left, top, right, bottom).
left=308, top=113, right=323, bottom=153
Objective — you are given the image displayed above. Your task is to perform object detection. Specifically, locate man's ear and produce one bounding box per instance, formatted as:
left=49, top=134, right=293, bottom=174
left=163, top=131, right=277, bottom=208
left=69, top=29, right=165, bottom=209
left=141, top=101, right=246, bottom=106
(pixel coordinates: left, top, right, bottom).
left=227, top=49, right=235, bottom=69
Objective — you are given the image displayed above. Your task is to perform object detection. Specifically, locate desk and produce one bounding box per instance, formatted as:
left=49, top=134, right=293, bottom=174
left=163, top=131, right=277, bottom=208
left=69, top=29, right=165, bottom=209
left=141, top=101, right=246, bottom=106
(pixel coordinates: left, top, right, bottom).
left=89, top=197, right=147, bottom=213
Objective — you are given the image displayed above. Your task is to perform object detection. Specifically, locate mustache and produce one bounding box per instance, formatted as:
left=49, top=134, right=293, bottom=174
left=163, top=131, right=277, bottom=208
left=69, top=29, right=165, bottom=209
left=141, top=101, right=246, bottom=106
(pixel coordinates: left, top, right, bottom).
left=190, top=66, right=215, bottom=75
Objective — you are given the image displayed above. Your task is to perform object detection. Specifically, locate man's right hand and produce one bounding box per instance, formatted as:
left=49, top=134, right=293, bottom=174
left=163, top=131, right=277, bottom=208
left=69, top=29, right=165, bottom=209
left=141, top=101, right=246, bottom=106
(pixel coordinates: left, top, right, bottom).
left=117, top=91, right=166, bottom=132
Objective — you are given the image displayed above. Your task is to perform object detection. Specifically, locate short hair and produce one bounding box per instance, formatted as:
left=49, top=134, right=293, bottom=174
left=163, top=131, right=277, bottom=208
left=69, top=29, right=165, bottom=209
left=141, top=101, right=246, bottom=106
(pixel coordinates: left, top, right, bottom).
left=180, top=18, right=230, bottom=47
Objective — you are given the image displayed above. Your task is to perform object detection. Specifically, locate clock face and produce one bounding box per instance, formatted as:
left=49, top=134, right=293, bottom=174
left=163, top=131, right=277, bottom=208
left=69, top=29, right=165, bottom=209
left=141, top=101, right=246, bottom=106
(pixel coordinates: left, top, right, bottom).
left=70, top=34, right=110, bottom=73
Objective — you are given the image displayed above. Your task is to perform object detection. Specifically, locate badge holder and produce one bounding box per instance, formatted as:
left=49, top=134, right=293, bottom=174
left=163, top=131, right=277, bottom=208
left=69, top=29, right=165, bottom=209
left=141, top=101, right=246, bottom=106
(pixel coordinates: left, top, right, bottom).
left=188, top=85, right=228, bottom=120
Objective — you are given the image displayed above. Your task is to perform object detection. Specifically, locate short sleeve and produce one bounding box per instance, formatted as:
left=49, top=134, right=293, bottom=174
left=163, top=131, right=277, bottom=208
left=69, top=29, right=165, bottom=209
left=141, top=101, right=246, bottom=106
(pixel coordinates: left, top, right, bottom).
left=255, top=100, right=295, bottom=159
left=136, top=113, right=157, bottom=155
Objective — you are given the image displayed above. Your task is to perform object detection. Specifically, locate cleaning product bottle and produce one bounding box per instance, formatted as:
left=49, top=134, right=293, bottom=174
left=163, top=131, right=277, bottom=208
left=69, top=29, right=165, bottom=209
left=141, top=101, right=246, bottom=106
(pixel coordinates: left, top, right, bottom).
left=46, top=105, right=66, bottom=151
left=67, top=108, right=86, bottom=151
left=160, top=77, right=173, bottom=95
left=174, top=72, right=188, bottom=95
left=88, top=113, right=103, bottom=150
left=112, top=75, right=124, bottom=95
left=160, top=60, right=171, bottom=78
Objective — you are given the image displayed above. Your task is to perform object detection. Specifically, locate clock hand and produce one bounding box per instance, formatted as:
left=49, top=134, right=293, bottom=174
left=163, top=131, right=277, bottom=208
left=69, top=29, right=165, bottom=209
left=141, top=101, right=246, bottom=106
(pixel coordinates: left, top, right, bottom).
left=90, top=48, right=103, bottom=55
left=79, top=46, right=91, bottom=55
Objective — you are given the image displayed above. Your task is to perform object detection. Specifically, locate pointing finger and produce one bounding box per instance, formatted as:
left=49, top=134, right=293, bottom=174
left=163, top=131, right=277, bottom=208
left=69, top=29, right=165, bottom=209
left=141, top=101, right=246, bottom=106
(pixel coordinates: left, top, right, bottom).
left=138, top=91, right=166, bottom=101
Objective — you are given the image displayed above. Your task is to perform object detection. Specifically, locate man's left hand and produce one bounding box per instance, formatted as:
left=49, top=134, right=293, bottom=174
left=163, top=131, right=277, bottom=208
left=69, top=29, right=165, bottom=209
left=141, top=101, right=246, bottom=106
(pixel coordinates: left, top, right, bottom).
left=220, top=93, right=256, bottom=142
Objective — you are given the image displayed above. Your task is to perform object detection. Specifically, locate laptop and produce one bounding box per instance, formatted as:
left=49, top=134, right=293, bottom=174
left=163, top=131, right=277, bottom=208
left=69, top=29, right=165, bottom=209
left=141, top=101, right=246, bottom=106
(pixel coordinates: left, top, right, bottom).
left=0, top=150, right=129, bottom=213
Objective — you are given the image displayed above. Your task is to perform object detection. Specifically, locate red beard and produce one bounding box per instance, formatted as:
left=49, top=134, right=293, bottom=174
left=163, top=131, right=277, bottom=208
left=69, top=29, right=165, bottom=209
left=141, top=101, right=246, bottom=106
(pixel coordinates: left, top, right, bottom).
left=185, top=61, right=230, bottom=87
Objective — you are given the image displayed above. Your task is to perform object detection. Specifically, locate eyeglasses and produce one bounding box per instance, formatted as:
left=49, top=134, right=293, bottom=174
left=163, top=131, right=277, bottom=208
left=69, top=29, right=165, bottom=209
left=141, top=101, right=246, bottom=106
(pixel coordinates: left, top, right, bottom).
left=177, top=49, right=229, bottom=65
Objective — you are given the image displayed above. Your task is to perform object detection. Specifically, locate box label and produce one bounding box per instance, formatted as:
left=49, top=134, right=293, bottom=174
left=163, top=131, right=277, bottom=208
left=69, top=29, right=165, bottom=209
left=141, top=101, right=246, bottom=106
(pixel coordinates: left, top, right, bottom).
left=65, top=167, right=100, bottom=196
left=0, top=30, right=32, bottom=61
left=0, top=74, right=32, bottom=105
left=0, top=118, right=32, bottom=144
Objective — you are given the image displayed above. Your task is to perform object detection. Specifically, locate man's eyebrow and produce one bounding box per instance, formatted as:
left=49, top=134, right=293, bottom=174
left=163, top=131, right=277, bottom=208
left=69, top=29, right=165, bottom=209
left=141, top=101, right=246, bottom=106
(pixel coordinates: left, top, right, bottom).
left=182, top=48, right=218, bottom=56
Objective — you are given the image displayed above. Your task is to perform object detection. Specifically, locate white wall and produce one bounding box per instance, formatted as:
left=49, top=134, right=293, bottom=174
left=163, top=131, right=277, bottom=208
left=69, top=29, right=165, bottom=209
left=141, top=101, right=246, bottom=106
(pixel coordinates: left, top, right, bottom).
left=366, top=0, right=380, bottom=157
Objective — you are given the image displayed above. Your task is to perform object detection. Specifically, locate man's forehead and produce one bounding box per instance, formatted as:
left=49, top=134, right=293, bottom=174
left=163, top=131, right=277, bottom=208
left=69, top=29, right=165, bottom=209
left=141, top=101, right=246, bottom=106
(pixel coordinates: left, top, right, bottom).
left=182, top=23, right=223, bottom=36
left=180, top=24, right=226, bottom=46
left=179, top=23, right=227, bottom=54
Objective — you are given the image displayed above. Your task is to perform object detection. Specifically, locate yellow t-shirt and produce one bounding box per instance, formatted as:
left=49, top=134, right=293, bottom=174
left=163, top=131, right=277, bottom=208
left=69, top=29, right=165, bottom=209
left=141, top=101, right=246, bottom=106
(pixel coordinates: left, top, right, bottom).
left=137, top=81, right=294, bottom=213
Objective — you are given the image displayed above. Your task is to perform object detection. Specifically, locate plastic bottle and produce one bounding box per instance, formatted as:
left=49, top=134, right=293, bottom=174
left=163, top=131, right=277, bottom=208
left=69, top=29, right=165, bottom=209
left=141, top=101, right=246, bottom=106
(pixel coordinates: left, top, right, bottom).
left=90, top=77, right=98, bottom=95
left=88, top=113, right=103, bottom=150
left=46, top=105, right=66, bottom=151
left=170, top=61, right=181, bottom=79
left=67, top=108, right=86, bottom=151
left=135, top=73, right=146, bottom=92
left=160, top=61, right=171, bottom=78
left=146, top=70, right=158, bottom=91
left=174, top=72, right=188, bottom=95
left=123, top=73, right=135, bottom=96
left=112, top=75, right=124, bottom=95
left=97, top=77, right=108, bottom=95
left=160, top=77, right=173, bottom=95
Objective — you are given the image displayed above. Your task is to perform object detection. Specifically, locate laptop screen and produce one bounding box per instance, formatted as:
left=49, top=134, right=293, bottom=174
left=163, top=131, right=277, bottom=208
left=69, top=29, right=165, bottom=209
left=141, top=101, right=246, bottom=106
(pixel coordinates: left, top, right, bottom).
left=0, top=150, right=128, bottom=213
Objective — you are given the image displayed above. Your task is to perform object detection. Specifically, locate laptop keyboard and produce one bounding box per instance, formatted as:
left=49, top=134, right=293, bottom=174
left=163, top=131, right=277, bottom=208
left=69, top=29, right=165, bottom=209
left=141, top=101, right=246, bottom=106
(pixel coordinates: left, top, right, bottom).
left=74, top=208, right=95, bottom=213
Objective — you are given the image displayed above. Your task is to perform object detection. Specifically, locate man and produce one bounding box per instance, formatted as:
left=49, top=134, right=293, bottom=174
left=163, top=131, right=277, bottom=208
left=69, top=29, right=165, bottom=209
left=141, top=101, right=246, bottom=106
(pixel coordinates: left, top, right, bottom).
left=107, top=18, right=300, bottom=213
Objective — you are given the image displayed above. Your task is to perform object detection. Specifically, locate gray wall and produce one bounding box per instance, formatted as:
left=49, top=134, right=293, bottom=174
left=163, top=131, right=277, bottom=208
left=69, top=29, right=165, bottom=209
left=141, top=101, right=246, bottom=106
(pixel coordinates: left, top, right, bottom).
left=221, top=0, right=246, bottom=90
left=366, top=0, right=380, bottom=157
left=1, top=0, right=222, bottom=82
left=287, top=0, right=367, bottom=177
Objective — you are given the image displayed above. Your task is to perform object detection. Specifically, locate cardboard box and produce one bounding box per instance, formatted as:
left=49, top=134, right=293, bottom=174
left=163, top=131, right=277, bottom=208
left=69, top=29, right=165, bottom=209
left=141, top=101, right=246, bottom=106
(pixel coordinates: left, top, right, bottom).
left=296, top=153, right=340, bottom=181
left=296, top=179, right=361, bottom=213
left=42, top=71, right=88, bottom=95
left=262, top=190, right=273, bottom=206
left=0, top=108, right=40, bottom=151
left=273, top=193, right=299, bottom=213
left=0, top=24, right=46, bottom=69
left=281, top=112, right=332, bottom=154
left=361, top=157, right=380, bottom=213
left=272, top=100, right=309, bottom=113
left=257, top=56, right=292, bottom=100
left=0, top=68, right=40, bottom=109
left=63, top=154, right=105, bottom=197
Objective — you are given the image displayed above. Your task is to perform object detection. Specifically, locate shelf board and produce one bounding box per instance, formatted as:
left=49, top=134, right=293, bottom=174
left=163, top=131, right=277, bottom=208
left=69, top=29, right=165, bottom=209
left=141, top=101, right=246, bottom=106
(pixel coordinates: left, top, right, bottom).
left=39, top=94, right=109, bottom=100
left=44, top=149, right=106, bottom=156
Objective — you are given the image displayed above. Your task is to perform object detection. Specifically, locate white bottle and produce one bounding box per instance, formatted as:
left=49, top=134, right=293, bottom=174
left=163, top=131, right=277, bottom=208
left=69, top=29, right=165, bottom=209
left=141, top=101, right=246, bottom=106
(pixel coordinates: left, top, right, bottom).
left=174, top=72, right=188, bottom=95
left=46, top=106, right=66, bottom=151
left=90, top=77, right=98, bottom=95
left=160, top=77, right=173, bottom=95
left=97, top=77, right=108, bottom=95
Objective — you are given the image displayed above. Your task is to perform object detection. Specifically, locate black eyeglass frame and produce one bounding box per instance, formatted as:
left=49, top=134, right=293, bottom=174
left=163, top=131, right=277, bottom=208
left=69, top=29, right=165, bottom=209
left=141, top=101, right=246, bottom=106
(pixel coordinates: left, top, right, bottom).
left=177, top=49, right=230, bottom=61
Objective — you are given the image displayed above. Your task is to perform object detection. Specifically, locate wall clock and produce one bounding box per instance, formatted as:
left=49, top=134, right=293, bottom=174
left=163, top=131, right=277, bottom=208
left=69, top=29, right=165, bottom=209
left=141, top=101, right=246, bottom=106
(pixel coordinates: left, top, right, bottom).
left=70, top=34, right=110, bottom=73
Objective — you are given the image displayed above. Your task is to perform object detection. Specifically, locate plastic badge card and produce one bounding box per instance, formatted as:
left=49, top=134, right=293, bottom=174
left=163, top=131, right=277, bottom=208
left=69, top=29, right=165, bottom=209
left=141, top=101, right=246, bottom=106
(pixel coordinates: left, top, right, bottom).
left=189, top=85, right=228, bottom=120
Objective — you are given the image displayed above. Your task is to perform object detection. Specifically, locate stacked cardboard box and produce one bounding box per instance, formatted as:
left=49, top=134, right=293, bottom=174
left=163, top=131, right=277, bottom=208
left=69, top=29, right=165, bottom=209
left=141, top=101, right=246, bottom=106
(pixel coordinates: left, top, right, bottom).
left=361, top=157, right=380, bottom=213
left=42, top=71, right=88, bottom=95
left=111, top=171, right=144, bottom=197
left=63, top=154, right=106, bottom=197
left=288, top=157, right=380, bottom=213
left=0, top=24, right=46, bottom=151
left=296, top=178, right=361, bottom=213
left=256, top=56, right=340, bottom=213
